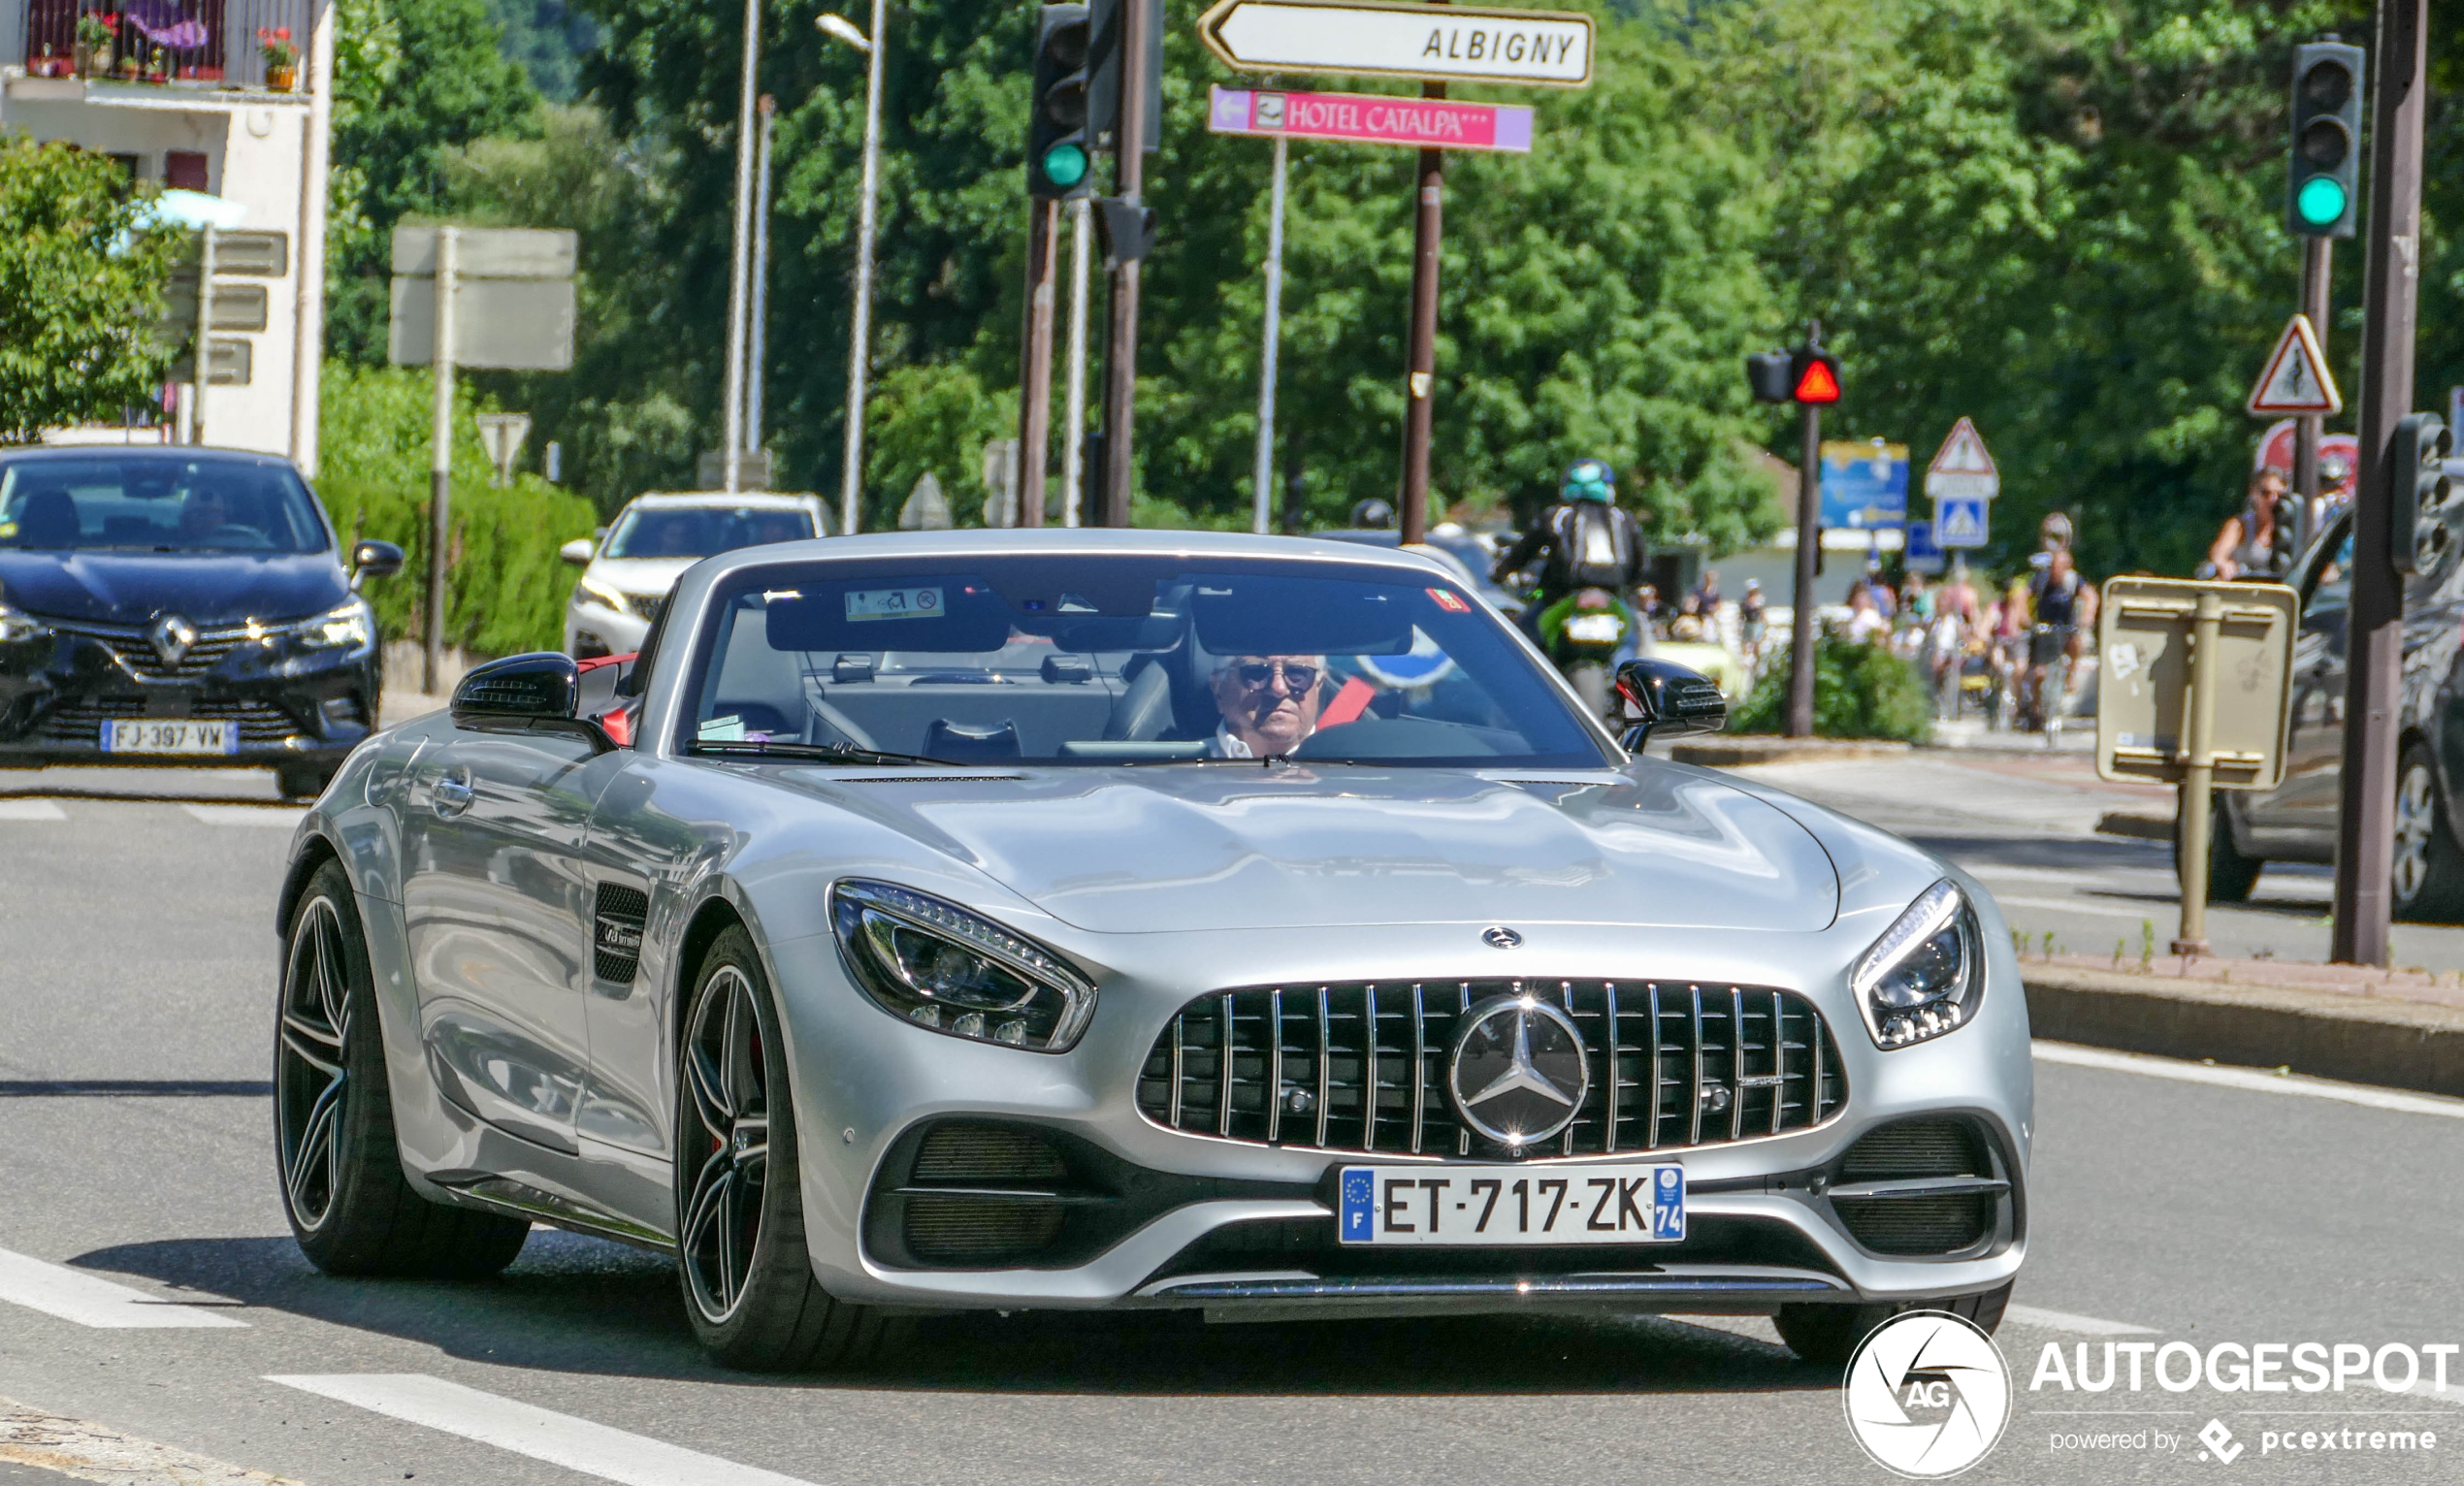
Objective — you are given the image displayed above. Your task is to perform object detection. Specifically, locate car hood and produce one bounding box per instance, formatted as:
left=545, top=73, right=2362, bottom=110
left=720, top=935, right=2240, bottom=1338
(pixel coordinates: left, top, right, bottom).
left=0, top=549, right=347, bottom=628
left=795, top=765, right=1840, bottom=934
left=586, top=556, right=699, bottom=597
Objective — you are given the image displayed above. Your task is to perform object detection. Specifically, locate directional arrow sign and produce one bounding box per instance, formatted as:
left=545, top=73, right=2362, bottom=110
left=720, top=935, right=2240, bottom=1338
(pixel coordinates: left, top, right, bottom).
left=1925, top=416, right=1999, bottom=504
left=2246, top=313, right=2342, bottom=416
left=1198, top=0, right=1595, bottom=87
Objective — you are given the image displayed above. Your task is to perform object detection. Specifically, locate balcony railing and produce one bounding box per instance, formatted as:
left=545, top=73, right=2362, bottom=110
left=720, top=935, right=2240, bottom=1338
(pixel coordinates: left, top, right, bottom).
left=16, top=0, right=315, bottom=93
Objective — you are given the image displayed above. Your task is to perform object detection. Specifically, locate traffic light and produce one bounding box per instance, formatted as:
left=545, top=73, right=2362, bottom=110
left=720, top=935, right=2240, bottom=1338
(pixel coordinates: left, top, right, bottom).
left=1790, top=346, right=1841, bottom=404
left=2288, top=39, right=2365, bottom=238
left=2391, top=412, right=2452, bottom=574
left=1087, top=0, right=1161, bottom=155
left=1027, top=4, right=1092, bottom=199
left=1745, top=351, right=1794, bottom=404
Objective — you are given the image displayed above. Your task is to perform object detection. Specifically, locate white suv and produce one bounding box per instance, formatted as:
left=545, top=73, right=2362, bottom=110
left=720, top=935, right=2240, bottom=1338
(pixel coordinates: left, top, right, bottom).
left=561, top=490, right=833, bottom=656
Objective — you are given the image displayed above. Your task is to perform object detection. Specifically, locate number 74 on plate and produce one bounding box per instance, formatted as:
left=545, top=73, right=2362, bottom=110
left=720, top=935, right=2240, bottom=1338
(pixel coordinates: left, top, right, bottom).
left=1337, top=1162, right=1684, bottom=1246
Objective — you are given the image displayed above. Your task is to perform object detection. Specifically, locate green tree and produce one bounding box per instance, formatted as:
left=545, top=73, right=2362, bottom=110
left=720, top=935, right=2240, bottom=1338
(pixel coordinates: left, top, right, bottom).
left=0, top=136, right=181, bottom=444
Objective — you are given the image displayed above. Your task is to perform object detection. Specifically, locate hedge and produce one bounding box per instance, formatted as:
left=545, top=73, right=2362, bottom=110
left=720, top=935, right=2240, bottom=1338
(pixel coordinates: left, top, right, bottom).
left=314, top=364, right=598, bottom=657
left=1729, top=634, right=1934, bottom=743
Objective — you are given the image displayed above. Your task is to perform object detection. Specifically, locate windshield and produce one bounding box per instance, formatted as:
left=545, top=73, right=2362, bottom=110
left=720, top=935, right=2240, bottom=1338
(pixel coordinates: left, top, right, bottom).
left=682, top=555, right=1609, bottom=768
left=605, top=504, right=816, bottom=559
left=0, top=457, right=330, bottom=554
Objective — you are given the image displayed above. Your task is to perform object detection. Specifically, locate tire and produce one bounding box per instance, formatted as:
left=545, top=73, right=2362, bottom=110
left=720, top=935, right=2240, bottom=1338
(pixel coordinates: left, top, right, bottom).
left=2172, top=793, right=2263, bottom=904
left=675, top=925, right=899, bottom=1372
left=2391, top=745, right=2464, bottom=921
left=1566, top=661, right=1611, bottom=724
left=1774, top=1281, right=2013, bottom=1369
left=276, top=860, right=532, bottom=1277
left=277, top=764, right=336, bottom=800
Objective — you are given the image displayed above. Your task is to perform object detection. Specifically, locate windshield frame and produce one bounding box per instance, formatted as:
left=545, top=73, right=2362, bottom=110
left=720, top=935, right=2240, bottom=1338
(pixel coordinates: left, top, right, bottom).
left=0, top=453, right=335, bottom=557
left=665, top=552, right=1620, bottom=769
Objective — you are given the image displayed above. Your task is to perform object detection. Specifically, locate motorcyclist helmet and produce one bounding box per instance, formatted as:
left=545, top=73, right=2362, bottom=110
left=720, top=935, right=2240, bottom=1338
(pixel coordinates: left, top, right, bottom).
left=1349, top=498, right=1394, bottom=530
left=1562, top=459, right=1615, bottom=503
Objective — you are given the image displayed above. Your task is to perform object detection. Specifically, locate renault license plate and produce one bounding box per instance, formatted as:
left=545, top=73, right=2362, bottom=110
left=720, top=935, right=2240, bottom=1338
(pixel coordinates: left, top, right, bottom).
left=102, top=719, right=237, bottom=756
left=1336, top=1161, right=1684, bottom=1245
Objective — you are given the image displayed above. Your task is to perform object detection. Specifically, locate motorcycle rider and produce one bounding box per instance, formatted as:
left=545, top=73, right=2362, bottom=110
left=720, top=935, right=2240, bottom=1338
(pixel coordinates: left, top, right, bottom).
left=1492, top=459, right=1647, bottom=640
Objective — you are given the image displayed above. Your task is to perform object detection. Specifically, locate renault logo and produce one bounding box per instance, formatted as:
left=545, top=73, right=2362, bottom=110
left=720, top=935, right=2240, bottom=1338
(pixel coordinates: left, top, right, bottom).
left=1446, top=994, right=1588, bottom=1147
left=148, top=614, right=197, bottom=665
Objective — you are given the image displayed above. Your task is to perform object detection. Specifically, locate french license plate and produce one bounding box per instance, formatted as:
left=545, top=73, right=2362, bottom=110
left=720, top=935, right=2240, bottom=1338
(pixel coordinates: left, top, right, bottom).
left=1336, top=1161, right=1684, bottom=1245
left=102, top=719, right=236, bottom=756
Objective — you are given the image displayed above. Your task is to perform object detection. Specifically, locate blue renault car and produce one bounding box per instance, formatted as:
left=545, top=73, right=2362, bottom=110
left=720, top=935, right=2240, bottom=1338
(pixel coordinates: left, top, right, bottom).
left=0, top=446, right=402, bottom=798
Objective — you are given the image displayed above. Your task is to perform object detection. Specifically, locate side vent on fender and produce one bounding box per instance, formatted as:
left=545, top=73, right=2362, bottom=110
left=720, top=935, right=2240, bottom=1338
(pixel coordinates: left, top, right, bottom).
left=593, top=884, right=649, bottom=985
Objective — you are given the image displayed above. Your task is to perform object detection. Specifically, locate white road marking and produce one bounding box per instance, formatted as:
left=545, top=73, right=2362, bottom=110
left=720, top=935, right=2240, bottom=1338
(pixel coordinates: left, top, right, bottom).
left=1994, top=894, right=2159, bottom=921
left=2005, top=1304, right=2158, bottom=1336
left=0, top=800, right=66, bottom=821
left=0, top=1395, right=305, bottom=1484
left=2034, top=1041, right=2464, bottom=1120
left=0, top=1247, right=248, bottom=1328
left=181, top=805, right=306, bottom=827
left=1967, top=864, right=2174, bottom=888
left=266, top=1374, right=821, bottom=1486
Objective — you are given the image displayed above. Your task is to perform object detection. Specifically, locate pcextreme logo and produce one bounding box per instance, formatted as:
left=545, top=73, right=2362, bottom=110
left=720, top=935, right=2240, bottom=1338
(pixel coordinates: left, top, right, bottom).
left=1844, top=1310, right=2013, bottom=1477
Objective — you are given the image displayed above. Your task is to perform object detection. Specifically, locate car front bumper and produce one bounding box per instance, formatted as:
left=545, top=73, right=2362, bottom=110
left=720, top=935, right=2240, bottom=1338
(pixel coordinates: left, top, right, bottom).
left=0, top=618, right=378, bottom=770
left=566, top=597, right=651, bottom=658
left=761, top=920, right=2032, bottom=1319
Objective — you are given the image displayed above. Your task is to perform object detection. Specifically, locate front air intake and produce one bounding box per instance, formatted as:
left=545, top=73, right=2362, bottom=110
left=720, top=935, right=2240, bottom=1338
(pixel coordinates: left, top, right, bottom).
left=1829, top=1117, right=2006, bottom=1256
left=893, top=1123, right=1070, bottom=1265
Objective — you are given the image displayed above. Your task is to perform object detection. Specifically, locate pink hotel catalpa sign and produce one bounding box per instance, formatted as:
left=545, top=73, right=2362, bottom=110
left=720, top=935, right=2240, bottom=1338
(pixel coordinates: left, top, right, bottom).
left=1208, top=85, right=1534, bottom=152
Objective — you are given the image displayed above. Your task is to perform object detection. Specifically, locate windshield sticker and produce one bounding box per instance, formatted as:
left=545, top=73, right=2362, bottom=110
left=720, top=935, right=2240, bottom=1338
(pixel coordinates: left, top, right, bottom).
left=1428, top=587, right=1472, bottom=613
left=846, top=585, right=944, bottom=622
left=697, top=714, right=745, bottom=742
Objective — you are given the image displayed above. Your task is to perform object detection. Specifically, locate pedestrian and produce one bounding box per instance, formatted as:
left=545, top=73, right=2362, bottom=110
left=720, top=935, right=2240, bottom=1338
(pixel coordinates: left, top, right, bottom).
left=1692, top=566, right=1722, bottom=611
left=1841, top=585, right=1889, bottom=644
left=2202, top=468, right=2290, bottom=580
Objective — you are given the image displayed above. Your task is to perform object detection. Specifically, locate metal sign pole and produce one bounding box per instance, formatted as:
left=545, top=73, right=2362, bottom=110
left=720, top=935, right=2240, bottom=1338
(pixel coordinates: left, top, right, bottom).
left=747, top=93, right=776, bottom=474
left=1061, top=198, right=1092, bottom=528
left=2173, top=589, right=2224, bottom=954
left=190, top=224, right=216, bottom=445
left=840, top=0, right=887, bottom=535
left=1018, top=198, right=1060, bottom=528
left=2333, top=0, right=2428, bottom=967
left=1786, top=326, right=1822, bottom=738
left=2292, top=239, right=2333, bottom=556
left=423, top=227, right=458, bottom=696
left=720, top=0, right=759, bottom=497
left=1097, top=0, right=1153, bottom=528
left=1252, top=133, right=1288, bottom=536
left=1398, top=44, right=1447, bottom=547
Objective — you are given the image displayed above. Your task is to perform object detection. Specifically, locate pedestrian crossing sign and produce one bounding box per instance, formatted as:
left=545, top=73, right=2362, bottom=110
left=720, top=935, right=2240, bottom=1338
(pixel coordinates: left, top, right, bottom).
left=1936, top=494, right=1990, bottom=547
left=2246, top=313, right=2342, bottom=416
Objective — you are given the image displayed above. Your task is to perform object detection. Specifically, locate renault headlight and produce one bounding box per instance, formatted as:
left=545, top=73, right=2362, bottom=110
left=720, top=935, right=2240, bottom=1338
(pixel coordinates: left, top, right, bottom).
left=292, top=598, right=373, bottom=653
left=0, top=601, right=43, bottom=645
left=830, top=880, right=1097, bottom=1052
left=1849, top=880, right=1982, bottom=1049
left=578, top=577, right=633, bottom=616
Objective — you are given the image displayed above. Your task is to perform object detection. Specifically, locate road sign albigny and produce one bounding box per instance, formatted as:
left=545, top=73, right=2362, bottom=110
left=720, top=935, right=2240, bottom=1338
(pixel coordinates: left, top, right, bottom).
left=1925, top=416, right=1998, bottom=504
left=1818, top=440, right=1907, bottom=529
left=1208, top=85, right=1533, bottom=151
left=1198, top=0, right=1594, bottom=87
left=2246, top=313, right=2342, bottom=417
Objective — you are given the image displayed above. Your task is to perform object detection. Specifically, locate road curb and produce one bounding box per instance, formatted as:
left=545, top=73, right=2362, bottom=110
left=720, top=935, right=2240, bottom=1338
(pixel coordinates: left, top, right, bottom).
left=1671, top=736, right=1915, bottom=766
left=2023, top=962, right=2464, bottom=1099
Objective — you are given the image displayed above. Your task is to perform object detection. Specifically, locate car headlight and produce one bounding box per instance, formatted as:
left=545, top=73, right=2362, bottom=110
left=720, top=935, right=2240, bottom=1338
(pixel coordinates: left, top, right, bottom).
left=830, top=880, right=1097, bottom=1052
left=0, top=601, right=44, bottom=645
left=1849, top=880, right=1982, bottom=1049
left=577, top=577, right=633, bottom=616
left=291, top=598, right=373, bottom=653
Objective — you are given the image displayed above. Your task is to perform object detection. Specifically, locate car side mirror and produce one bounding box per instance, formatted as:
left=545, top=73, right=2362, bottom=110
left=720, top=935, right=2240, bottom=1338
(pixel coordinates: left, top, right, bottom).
left=1614, top=658, right=1727, bottom=750
left=350, top=539, right=404, bottom=590
left=450, top=651, right=614, bottom=752
left=559, top=536, right=596, bottom=566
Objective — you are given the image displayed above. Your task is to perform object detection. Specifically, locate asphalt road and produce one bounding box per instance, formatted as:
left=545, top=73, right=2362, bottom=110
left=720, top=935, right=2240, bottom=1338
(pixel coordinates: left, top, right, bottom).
left=1, top=764, right=2460, bottom=1485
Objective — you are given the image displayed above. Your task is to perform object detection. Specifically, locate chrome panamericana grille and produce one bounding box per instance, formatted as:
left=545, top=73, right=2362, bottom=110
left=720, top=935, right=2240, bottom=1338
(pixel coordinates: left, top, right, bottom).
left=1135, top=980, right=1846, bottom=1158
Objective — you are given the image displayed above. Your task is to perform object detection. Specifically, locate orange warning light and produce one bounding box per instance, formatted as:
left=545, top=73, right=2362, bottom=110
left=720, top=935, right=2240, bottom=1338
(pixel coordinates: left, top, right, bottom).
left=1792, top=353, right=1841, bottom=404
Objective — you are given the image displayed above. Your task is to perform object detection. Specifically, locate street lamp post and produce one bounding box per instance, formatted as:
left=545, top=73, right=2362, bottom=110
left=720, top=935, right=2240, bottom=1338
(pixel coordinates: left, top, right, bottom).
left=720, top=0, right=760, bottom=497
left=747, top=93, right=776, bottom=482
left=822, top=5, right=886, bottom=536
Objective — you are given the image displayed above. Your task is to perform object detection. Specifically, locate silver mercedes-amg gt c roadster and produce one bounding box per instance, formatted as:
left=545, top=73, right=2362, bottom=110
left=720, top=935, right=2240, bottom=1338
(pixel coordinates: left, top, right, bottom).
left=271, top=531, right=2029, bottom=1370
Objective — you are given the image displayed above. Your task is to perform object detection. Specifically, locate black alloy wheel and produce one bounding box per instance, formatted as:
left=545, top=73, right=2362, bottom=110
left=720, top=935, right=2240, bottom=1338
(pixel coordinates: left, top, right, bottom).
left=276, top=859, right=531, bottom=1276
left=2391, top=745, right=2464, bottom=921
left=673, top=925, right=901, bottom=1371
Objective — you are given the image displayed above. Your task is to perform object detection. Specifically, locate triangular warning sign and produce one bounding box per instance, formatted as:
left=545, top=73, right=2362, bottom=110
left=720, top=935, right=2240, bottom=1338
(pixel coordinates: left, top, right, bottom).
left=1928, top=417, right=1996, bottom=476
left=2247, top=314, right=2342, bottom=416
left=1794, top=360, right=1839, bottom=404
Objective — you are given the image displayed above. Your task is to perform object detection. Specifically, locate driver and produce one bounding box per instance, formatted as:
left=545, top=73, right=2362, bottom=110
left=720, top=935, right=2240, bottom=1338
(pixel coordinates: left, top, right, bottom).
left=177, top=487, right=230, bottom=543
left=1206, top=654, right=1324, bottom=758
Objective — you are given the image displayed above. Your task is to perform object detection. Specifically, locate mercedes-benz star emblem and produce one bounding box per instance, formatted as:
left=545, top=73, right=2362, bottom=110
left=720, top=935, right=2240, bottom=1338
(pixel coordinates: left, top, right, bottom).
left=1445, top=994, right=1588, bottom=1146
left=1481, top=925, right=1523, bottom=949
left=148, top=614, right=197, bottom=666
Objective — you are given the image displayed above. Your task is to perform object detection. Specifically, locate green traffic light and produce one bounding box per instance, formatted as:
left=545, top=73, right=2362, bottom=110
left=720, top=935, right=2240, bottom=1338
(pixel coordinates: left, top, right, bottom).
left=2296, top=175, right=2348, bottom=226
left=1043, top=144, right=1087, bottom=189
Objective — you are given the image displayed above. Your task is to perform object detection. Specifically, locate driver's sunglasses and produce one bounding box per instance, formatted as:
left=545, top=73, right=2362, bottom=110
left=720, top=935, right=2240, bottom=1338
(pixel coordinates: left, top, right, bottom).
left=1232, top=662, right=1319, bottom=694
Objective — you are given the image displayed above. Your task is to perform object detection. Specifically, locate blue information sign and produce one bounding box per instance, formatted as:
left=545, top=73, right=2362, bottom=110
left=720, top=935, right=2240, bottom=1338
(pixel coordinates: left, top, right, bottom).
left=1818, top=440, right=1909, bottom=529
left=1903, top=519, right=1945, bottom=574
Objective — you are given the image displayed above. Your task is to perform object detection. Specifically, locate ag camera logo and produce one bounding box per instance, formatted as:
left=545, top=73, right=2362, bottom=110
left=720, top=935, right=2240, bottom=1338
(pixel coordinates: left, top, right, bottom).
left=1844, top=1310, right=2013, bottom=1477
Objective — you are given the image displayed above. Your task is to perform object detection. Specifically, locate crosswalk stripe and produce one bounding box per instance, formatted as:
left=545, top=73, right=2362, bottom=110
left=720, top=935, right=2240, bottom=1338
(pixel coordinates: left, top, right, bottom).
left=265, top=1374, right=821, bottom=1486
left=181, top=805, right=306, bottom=827
left=0, top=1246, right=248, bottom=1328
left=0, top=800, right=67, bottom=821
